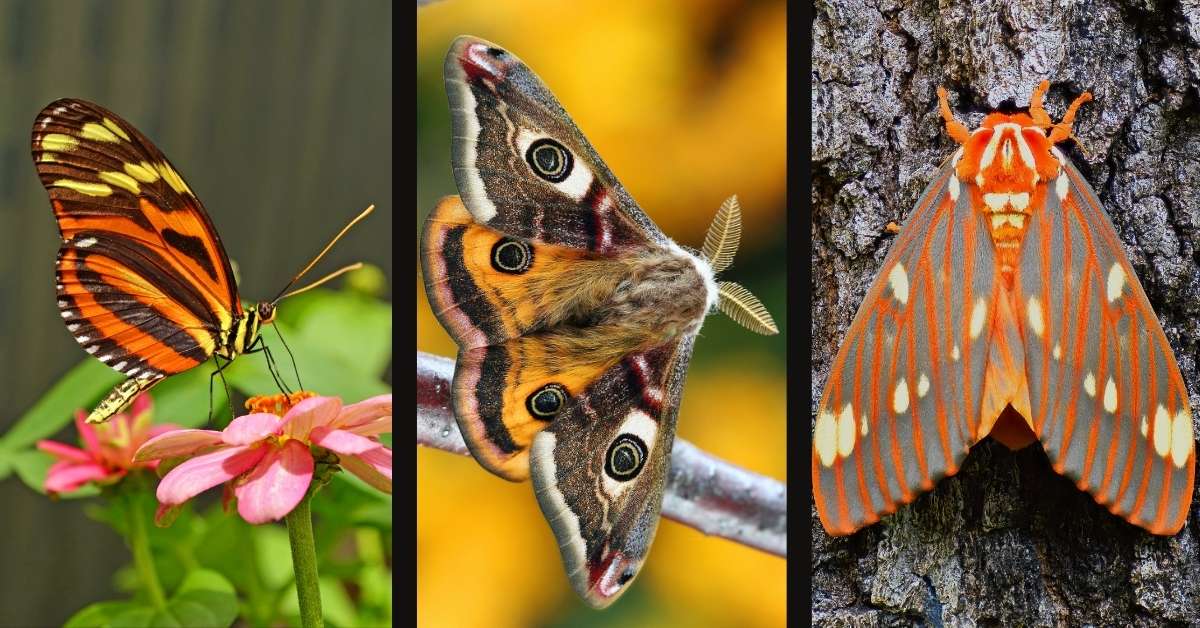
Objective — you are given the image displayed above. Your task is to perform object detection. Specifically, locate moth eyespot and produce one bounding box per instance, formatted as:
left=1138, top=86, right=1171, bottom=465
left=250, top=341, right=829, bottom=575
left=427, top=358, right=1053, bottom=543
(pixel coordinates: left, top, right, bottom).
left=617, top=570, right=635, bottom=585
left=605, top=434, right=648, bottom=481
left=490, top=238, right=533, bottom=274
left=526, top=383, right=567, bottom=420
left=525, top=138, right=573, bottom=183
left=486, top=47, right=505, bottom=58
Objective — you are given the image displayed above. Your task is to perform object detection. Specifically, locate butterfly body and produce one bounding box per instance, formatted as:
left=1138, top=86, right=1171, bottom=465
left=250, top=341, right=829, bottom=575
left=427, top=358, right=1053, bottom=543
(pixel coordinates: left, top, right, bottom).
left=31, top=99, right=287, bottom=423
left=814, top=82, right=1195, bottom=537
left=423, top=36, right=776, bottom=607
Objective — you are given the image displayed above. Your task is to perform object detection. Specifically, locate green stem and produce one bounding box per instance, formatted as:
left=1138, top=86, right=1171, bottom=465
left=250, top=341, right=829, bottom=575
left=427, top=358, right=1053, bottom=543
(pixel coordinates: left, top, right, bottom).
left=125, top=486, right=167, bottom=610
left=285, top=496, right=324, bottom=628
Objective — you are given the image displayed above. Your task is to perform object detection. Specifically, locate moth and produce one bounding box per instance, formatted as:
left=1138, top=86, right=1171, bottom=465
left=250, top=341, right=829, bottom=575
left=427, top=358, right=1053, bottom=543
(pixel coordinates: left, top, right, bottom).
left=813, top=82, right=1196, bottom=536
left=31, top=99, right=369, bottom=423
left=421, top=36, right=778, bottom=607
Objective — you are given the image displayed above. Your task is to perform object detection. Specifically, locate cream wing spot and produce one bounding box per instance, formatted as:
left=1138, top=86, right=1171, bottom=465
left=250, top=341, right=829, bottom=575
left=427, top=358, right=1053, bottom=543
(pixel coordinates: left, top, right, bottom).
left=836, top=403, right=856, bottom=457
left=1084, top=373, right=1096, bottom=397
left=1141, top=415, right=1149, bottom=438
left=1153, top=405, right=1171, bottom=458
left=860, top=413, right=869, bottom=437
left=948, top=175, right=961, bottom=201
left=1106, top=264, right=1126, bottom=303
left=917, top=373, right=930, bottom=398
left=888, top=263, right=909, bottom=304
left=1103, top=377, right=1117, bottom=413
left=1009, top=192, right=1030, bottom=211
left=1053, top=343, right=1062, bottom=360
left=815, top=410, right=838, bottom=466
left=951, top=344, right=960, bottom=361
left=1056, top=173, right=1069, bottom=200
left=969, top=298, right=987, bottom=339
left=893, top=379, right=910, bottom=414
left=1171, top=409, right=1193, bottom=468
left=1027, top=297, right=1044, bottom=337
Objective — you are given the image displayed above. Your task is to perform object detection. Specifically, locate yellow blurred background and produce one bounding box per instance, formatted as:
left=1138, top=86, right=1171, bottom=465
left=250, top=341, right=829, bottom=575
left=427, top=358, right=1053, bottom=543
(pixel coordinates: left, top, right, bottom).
left=417, top=1, right=786, bottom=625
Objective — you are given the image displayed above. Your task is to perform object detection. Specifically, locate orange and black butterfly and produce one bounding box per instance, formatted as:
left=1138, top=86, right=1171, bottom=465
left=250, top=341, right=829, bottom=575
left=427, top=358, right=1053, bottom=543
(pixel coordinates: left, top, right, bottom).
left=30, top=98, right=369, bottom=424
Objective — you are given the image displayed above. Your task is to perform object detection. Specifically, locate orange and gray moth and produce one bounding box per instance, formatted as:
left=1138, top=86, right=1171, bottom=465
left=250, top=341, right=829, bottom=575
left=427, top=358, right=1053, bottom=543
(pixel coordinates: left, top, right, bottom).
left=421, top=37, right=777, bottom=607
left=813, top=82, right=1195, bottom=536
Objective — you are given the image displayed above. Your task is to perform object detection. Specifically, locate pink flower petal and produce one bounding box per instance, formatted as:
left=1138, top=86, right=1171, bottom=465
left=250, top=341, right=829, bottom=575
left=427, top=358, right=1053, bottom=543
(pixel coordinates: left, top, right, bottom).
left=75, top=410, right=100, bottom=453
left=309, top=427, right=380, bottom=455
left=45, top=461, right=116, bottom=493
left=222, top=413, right=283, bottom=445
left=345, top=416, right=392, bottom=438
left=234, top=440, right=313, bottom=524
left=145, top=424, right=182, bottom=440
left=156, top=445, right=265, bottom=505
left=135, top=429, right=224, bottom=462
left=334, top=395, right=392, bottom=430
left=340, top=447, right=391, bottom=493
left=281, top=397, right=341, bottom=440
left=37, top=440, right=92, bottom=463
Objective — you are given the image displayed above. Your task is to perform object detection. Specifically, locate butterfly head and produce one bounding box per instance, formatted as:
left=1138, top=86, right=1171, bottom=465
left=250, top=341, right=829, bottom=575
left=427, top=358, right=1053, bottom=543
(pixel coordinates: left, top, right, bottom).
left=256, top=301, right=277, bottom=325
left=700, top=195, right=779, bottom=335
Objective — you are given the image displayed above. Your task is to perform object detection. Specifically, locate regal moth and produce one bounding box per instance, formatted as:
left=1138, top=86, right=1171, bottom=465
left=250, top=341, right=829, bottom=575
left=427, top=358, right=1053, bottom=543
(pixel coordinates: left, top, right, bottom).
left=813, top=81, right=1196, bottom=536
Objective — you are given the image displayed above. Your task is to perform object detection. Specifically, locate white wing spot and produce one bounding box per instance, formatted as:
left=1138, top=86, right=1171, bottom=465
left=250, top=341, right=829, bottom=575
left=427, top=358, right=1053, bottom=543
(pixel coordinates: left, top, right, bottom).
left=66, top=323, right=80, bottom=332
left=1055, top=173, right=1069, bottom=200
left=888, top=263, right=909, bottom=305
left=917, top=373, right=930, bottom=398
left=948, top=175, right=961, bottom=201
left=1027, top=297, right=1044, bottom=337
left=1083, top=372, right=1096, bottom=397
left=112, top=361, right=127, bottom=372
left=1107, top=264, right=1126, bottom=303
left=85, top=345, right=99, bottom=354
left=76, top=237, right=98, bottom=248
left=969, top=298, right=987, bottom=339
left=1103, top=377, right=1118, bottom=413
left=77, top=335, right=89, bottom=343
left=893, top=379, right=910, bottom=414
left=126, top=367, right=140, bottom=377
left=61, top=310, right=74, bottom=319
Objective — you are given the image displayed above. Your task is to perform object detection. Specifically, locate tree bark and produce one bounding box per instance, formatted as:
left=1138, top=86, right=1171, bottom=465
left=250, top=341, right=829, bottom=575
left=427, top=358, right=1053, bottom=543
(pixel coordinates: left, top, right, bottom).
left=812, top=1, right=1200, bottom=625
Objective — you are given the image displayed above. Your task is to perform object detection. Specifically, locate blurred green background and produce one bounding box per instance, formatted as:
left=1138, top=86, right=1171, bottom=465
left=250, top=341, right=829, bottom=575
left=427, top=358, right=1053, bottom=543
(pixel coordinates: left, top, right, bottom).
left=417, top=1, right=786, bottom=626
left=0, top=1, right=391, bottom=625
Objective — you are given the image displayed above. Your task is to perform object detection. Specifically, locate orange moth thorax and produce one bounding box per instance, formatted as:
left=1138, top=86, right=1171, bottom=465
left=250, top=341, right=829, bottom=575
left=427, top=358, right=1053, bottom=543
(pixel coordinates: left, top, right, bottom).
left=936, top=83, right=1093, bottom=283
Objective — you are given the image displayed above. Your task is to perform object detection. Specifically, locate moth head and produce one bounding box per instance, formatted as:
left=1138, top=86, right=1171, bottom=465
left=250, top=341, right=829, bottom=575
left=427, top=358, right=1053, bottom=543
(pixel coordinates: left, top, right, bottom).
left=937, top=82, right=1093, bottom=194
left=700, top=195, right=779, bottom=335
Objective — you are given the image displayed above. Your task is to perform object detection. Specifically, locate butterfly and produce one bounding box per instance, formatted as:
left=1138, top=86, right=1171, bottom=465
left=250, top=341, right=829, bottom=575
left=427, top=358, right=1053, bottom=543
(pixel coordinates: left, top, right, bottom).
left=813, top=81, right=1195, bottom=536
left=31, top=98, right=370, bottom=424
left=420, top=36, right=779, bottom=608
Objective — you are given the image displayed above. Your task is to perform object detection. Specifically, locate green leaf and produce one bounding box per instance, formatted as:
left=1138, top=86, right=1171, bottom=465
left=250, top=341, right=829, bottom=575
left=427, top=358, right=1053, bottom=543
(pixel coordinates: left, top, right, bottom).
left=166, top=569, right=237, bottom=627
left=64, top=600, right=146, bottom=627
left=9, top=448, right=56, bottom=494
left=293, top=292, right=392, bottom=377
left=0, top=359, right=122, bottom=452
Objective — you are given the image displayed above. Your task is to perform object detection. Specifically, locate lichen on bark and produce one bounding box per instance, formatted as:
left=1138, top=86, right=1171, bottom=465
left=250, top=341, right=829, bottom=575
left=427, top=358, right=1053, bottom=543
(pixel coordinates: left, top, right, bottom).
left=812, top=0, right=1200, bottom=624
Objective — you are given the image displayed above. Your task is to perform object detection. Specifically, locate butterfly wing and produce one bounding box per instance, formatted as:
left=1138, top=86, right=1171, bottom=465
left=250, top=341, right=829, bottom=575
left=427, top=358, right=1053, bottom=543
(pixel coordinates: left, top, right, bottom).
left=813, top=157, right=1001, bottom=535
left=444, top=35, right=667, bottom=253
left=32, top=99, right=241, bottom=384
left=530, top=338, right=694, bottom=608
left=1018, top=154, right=1195, bottom=534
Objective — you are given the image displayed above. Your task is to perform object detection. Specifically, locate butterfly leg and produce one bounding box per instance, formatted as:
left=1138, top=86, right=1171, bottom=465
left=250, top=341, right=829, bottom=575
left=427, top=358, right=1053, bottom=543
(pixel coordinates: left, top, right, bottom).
left=208, top=355, right=236, bottom=421
left=243, top=336, right=295, bottom=396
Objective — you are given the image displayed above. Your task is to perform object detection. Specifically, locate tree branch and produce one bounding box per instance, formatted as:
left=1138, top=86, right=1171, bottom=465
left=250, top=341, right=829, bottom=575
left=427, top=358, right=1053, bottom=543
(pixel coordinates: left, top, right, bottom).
left=416, top=351, right=787, bottom=558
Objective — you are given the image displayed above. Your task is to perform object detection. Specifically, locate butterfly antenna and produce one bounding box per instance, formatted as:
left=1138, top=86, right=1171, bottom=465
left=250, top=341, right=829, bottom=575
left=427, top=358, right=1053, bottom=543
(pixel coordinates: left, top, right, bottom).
left=272, top=205, right=374, bottom=303
left=273, top=324, right=304, bottom=391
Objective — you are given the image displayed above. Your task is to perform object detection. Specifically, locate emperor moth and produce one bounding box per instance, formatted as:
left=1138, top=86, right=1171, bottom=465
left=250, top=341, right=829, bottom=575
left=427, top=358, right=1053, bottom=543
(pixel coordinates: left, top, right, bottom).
left=813, top=81, right=1196, bottom=536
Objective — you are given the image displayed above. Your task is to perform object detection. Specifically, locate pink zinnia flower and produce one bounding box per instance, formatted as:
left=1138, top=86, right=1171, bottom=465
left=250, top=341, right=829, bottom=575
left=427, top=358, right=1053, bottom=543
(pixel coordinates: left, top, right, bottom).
left=37, top=394, right=178, bottom=495
left=133, top=393, right=392, bottom=524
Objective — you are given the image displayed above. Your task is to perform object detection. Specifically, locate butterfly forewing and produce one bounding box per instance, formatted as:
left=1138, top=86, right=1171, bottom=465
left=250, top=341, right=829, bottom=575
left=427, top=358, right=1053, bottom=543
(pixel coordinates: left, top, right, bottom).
left=32, top=99, right=241, bottom=381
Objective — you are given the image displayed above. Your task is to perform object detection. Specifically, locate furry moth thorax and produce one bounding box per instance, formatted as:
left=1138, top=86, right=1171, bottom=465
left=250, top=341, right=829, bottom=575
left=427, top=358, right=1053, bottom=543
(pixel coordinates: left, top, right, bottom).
left=423, top=35, right=779, bottom=608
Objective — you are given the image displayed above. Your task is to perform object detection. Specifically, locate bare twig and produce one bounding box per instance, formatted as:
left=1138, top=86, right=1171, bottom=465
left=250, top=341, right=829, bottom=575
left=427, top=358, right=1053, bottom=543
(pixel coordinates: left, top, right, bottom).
left=416, top=351, right=787, bottom=558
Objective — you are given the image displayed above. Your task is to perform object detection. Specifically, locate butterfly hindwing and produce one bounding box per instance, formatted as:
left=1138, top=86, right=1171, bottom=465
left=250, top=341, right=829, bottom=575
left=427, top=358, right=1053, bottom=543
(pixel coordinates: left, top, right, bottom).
left=444, top=36, right=665, bottom=253
left=530, top=339, right=693, bottom=607
left=1019, top=156, right=1194, bottom=534
left=813, top=159, right=998, bottom=535
left=32, top=99, right=241, bottom=383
